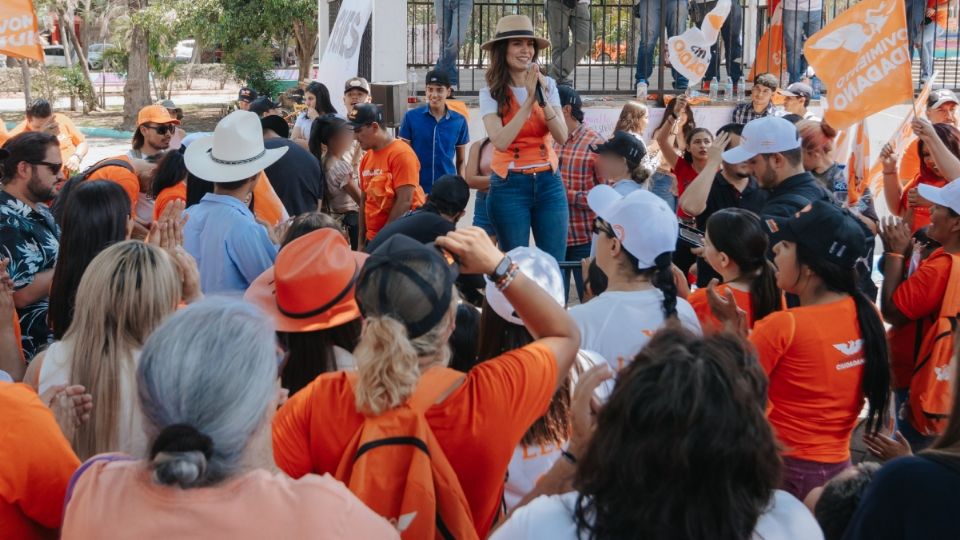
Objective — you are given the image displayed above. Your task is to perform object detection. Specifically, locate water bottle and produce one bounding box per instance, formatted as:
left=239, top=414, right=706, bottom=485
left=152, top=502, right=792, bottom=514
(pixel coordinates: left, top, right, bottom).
left=736, top=76, right=746, bottom=102
left=724, top=78, right=734, bottom=102
left=708, top=77, right=718, bottom=102
left=407, top=68, right=418, bottom=104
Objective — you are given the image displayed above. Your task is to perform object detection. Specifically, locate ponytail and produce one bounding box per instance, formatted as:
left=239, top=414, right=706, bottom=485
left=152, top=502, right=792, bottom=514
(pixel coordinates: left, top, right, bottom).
left=652, top=252, right=678, bottom=320
left=628, top=159, right=650, bottom=186
left=150, top=424, right=214, bottom=488
left=852, top=288, right=891, bottom=434
left=750, top=260, right=782, bottom=323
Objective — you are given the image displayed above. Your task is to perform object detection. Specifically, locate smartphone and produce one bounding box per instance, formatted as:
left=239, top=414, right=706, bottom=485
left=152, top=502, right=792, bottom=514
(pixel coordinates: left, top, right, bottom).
left=679, top=223, right=705, bottom=248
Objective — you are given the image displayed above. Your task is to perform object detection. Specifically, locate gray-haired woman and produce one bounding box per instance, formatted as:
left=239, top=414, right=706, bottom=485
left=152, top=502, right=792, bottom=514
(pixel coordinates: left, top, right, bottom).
left=61, top=298, right=397, bottom=539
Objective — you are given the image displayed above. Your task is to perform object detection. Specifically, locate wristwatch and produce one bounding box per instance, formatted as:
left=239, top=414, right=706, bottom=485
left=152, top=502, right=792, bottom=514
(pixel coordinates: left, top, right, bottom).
left=488, top=255, right=513, bottom=283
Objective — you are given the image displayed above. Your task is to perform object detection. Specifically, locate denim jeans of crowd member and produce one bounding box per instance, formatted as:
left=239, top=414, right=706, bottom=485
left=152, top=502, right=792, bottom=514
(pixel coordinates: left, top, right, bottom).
left=905, top=0, right=927, bottom=58
left=434, top=0, right=473, bottom=87
left=545, top=0, right=592, bottom=84
left=690, top=0, right=743, bottom=83
left=564, top=242, right=591, bottom=303
left=782, top=8, right=822, bottom=84
left=649, top=171, right=677, bottom=212
left=486, top=170, right=570, bottom=263
left=920, top=21, right=944, bottom=82
left=634, top=0, right=690, bottom=90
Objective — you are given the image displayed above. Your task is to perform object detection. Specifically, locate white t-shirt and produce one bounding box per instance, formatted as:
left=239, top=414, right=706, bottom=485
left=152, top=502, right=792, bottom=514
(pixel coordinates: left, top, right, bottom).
left=491, top=490, right=823, bottom=540
left=568, top=289, right=701, bottom=371
left=479, top=77, right=562, bottom=118
left=294, top=113, right=315, bottom=140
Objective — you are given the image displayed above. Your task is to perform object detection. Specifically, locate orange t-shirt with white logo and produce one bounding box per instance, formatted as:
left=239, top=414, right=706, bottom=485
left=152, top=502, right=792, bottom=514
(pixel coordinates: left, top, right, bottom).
left=359, top=139, right=425, bottom=240
left=272, top=342, right=557, bottom=538
left=749, top=297, right=867, bottom=463
left=689, top=285, right=754, bottom=333
left=152, top=182, right=187, bottom=222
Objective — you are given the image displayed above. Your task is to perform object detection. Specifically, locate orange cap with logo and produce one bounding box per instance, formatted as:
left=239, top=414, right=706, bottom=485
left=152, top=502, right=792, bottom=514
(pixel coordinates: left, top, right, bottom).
left=137, top=104, right=181, bottom=126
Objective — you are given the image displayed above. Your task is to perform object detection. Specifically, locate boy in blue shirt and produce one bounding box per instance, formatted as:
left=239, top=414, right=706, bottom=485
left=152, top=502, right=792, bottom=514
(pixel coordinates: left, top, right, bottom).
left=399, top=70, right=470, bottom=194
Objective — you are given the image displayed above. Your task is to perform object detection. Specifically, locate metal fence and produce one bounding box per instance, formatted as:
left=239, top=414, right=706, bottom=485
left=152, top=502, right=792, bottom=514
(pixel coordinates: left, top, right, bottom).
left=407, top=0, right=960, bottom=96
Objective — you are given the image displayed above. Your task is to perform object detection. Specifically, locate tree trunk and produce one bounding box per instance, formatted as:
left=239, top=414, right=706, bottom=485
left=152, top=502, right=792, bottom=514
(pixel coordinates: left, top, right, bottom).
left=57, top=6, right=100, bottom=112
left=293, top=20, right=318, bottom=83
left=122, top=0, right=152, bottom=130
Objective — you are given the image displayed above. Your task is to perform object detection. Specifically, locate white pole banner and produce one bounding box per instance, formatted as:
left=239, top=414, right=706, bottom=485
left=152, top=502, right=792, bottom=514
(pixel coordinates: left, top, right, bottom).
left=318, top=0, right=374, bottom=116
left=666, top=0, right=732, bottom=85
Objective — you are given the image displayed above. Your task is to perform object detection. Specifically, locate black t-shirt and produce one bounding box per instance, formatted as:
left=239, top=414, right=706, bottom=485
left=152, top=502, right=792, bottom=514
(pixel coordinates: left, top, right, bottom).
left=694, top=173, right=768, bottom=288
left=761, top=172, right=834, bottom=219
left=364, top=209, right=455, bottom=253
left=842, top=455, right=960, bottom=540
left=263, top=138, right=324, bottom=217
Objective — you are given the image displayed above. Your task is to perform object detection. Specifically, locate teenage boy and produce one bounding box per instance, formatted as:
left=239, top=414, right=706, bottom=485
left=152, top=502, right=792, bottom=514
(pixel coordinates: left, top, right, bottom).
left=778, top=82, right=817, bottom=120
left=399, top=70, right=470, bottom=194
left=733, top=73, right=778, bottom=124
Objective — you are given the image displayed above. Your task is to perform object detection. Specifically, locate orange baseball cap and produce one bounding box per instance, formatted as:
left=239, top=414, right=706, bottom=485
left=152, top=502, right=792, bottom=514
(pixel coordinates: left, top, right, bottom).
left=245, top=228, right=367, bottom=332
left=137, top=104, right=181, bottom=126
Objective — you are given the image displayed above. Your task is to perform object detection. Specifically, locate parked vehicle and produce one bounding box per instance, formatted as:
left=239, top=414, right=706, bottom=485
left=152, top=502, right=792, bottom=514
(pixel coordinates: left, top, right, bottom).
left=87, top=43, right=116, bottom=69
left=43, top=45, right=78, bottom=68
left=174, top=39, right=195, bottom=62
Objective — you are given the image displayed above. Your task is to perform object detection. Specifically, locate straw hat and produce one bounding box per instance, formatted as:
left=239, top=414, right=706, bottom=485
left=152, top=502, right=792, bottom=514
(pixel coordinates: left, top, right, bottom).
left=245, top=229, right=367, bottom=332
left=480, top=14, right=550, bottom=51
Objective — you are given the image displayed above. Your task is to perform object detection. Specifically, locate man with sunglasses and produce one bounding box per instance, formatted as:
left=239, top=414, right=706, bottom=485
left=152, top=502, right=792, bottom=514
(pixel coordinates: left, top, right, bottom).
left=0, top=132, right=63, bottom=361
left=129, top=104, right=180, bottom=163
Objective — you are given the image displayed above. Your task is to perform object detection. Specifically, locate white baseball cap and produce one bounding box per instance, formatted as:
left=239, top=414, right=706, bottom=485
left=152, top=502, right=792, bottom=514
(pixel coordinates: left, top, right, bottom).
left=587, top=185, right=678, bottom=269
left=918, top=179, right=960, bottom=214
left=722, top=116, right=801, bottom=164
left=485, top=246, right=565, bottom=325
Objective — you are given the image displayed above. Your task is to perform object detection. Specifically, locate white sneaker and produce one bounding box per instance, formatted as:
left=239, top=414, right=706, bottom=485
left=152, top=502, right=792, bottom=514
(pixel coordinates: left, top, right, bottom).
left=636, top=82, right=648, bottom=100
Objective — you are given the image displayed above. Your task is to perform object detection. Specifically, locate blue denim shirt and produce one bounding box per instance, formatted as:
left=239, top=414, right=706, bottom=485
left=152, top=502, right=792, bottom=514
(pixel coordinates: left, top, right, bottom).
left=184, top=193, right=277, bottom=295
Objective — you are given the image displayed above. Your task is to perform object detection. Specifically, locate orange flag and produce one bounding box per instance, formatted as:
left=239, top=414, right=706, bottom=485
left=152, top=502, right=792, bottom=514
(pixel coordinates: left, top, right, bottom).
left=846, top=121, right=871, bottom=204
left=753, top=5, right=785, bottom=82
left=804, top=0, right=913, bottom=129
left=0, top=0, right=43, bottom=62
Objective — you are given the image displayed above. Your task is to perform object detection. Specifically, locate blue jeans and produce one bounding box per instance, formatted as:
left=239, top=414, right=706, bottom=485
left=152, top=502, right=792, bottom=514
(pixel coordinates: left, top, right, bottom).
left=906, top=0, right=927, bottom=56
left=434, top=0, right=473, bottom=86
left=920, top=22, right=944, bottom=81
left=650, top=171, right=677, bottom=212
left=486, top=170, right=569, bottom=263
left=634, top=0, right=690, bottom=89
left=564, top=242, right=591, bottom=304
left=690, top=0, right=743, bottom=82
left=782, top=9, right=822, bottom=84
left=472, top=190, right=496, bottom=236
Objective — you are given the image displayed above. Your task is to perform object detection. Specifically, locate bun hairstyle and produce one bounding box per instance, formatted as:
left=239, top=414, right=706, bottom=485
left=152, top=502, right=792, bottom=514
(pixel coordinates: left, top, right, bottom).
left=150, top=424, right=215, bottom=488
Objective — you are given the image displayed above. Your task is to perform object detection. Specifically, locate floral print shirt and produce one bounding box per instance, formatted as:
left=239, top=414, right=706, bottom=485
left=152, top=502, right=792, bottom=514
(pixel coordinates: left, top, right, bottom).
left=0, top=191, right=59, bottom=359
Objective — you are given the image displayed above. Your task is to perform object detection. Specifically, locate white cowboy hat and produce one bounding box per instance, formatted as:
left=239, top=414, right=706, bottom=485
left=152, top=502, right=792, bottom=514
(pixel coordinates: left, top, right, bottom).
left=184, top=110, right=287, bottom=183
left=480, top=14, right=550, bottom=51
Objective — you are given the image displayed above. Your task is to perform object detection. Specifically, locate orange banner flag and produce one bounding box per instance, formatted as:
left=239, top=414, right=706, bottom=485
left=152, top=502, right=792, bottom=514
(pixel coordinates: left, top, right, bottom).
left=0, top=0, right=43, bottom=62
left=804, top=0, right=914, bottom=129
left=752, top=5, right=785, bottom=82
left=846, top=120, right=871, bottom=204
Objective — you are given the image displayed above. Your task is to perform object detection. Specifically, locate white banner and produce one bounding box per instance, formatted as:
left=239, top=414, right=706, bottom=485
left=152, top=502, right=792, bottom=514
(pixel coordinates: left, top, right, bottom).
left=318, top=0, right=373, bottom=116
left=667, top=0, right=731, bottom=85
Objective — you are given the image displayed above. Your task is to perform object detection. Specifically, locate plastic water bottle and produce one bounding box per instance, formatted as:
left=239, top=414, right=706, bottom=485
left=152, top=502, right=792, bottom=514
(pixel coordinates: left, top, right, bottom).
left=708, top=77, right=718, bottom=102
left=736, top=76, right=746, bottom=102
left=407, top=68, right=418, bottom=104
left=723, top=78, right=734, bottom=102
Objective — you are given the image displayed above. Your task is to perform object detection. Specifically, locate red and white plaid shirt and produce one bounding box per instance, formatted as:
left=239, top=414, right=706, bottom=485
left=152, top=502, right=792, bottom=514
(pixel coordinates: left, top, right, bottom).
left=555, top=123, right=606, bottom=247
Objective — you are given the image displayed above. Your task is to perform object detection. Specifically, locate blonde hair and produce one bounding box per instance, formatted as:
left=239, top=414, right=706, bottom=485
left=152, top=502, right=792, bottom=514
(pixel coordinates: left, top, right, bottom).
left=615, top=101, right=649, bottom=134
left=353, top=289, right=458, bottom=416
left=68, top=241, right=181, bottom=459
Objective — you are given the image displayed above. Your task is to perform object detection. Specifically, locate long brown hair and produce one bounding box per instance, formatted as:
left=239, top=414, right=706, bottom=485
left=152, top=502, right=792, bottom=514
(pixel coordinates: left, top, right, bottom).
left=485, top=39, right=540, bottom=119
left=614, top=101, right=649, bottom=134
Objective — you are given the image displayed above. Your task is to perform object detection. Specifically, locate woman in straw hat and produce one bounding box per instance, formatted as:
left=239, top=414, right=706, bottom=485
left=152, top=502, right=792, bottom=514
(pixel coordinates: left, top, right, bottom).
left=479, top=14, right=569, bottom=263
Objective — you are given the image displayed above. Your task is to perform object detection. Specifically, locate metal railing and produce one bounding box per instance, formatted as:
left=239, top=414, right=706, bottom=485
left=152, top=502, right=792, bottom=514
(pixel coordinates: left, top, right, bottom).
left=407, top=0, right=960, bottom=96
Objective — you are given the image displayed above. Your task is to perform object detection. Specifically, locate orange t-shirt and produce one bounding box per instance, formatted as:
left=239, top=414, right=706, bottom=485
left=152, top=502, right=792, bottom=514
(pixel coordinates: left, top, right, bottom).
left=899, top=175, right=946, bottom=233
left=11, top=113, right=86, bottom=166
left=152, top=182, right=186, bottom=222
left=749, top=297, right=868, bottom=463
left=62, top=455, right=397, bottom=539
left=85, top=156, right=141, bottom=209
left=889, top=248, right=954, bottom=389
left=272, top=342, right=558, bottom=538
left=689, top=285, right=754, bottom=333
left=0, top=382, right=81, bottom=539
left=359, top=139, right=425, bottom=240
left=900, top=140, right=920, bottom=187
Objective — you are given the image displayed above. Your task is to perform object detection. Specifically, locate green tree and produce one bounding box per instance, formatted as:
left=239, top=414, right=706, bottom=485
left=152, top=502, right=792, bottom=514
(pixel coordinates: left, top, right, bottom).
left=217, top=0, right=317, bottom=84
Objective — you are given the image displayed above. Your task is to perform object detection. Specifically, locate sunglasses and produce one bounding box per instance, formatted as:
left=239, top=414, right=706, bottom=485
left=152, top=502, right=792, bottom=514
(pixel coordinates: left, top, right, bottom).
left=30, top=161, right=63, bottom=175
left=144, top=124, right=175, bottom=135
left=592, top=217, right=616, bottom=238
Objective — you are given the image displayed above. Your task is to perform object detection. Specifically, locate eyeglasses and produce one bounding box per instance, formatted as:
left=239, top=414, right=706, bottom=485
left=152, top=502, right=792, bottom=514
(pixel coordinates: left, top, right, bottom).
left=592, top=217, right=616, bottom=238
left=144, top=124, right=175, bottom=135
left=29, top=161, right=63, bottom=175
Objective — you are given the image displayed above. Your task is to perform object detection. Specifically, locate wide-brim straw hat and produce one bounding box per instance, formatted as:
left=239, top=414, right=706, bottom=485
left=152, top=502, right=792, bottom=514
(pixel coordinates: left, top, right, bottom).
left=184, top=110, right=287, bottom=182
left=481, top=15, right=551, bottom=51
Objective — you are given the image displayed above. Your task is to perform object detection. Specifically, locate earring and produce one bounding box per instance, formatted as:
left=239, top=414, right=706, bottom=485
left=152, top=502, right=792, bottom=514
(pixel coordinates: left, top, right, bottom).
left=243, top=192, right=253, bottom=205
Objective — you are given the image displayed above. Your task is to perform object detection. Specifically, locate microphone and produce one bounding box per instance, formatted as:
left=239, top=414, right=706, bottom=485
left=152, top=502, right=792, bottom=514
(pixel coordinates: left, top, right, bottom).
left=528, top=63, right=546, bottom=107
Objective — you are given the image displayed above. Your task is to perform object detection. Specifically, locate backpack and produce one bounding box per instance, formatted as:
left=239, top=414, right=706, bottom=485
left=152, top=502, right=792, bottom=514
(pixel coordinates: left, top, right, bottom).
left=908, top=253, right=960, bottom=436
left=50, top=158, right=136, bottom=225
left=335, top=367, right=479, bottom=540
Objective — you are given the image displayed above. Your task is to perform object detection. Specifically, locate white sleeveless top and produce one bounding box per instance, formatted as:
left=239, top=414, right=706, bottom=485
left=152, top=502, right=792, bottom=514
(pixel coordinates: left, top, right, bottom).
left=38, top=341, right=148, bottom=457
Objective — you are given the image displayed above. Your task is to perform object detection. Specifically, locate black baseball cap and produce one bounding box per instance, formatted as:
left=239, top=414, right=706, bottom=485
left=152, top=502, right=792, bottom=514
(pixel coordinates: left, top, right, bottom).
left=249, top=96, right=281, bottom=116
left=558, top=85, right=582, bottom=110
left=347, top=103, right=384, bottom=129
left=425, top=69, right=452, bottom=88
left=357, top=234, right=458, bottom=338
left=763, top=200, right=866, bottom=268
left=427, top=175, right=470, bottom=214
left=591, top=130, right=646, bottom=165
left=238, top=87, right=258, bottom=103
left=928, top=89, right=959, bottom=110
left=260, top=114, right=290, bottom=140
